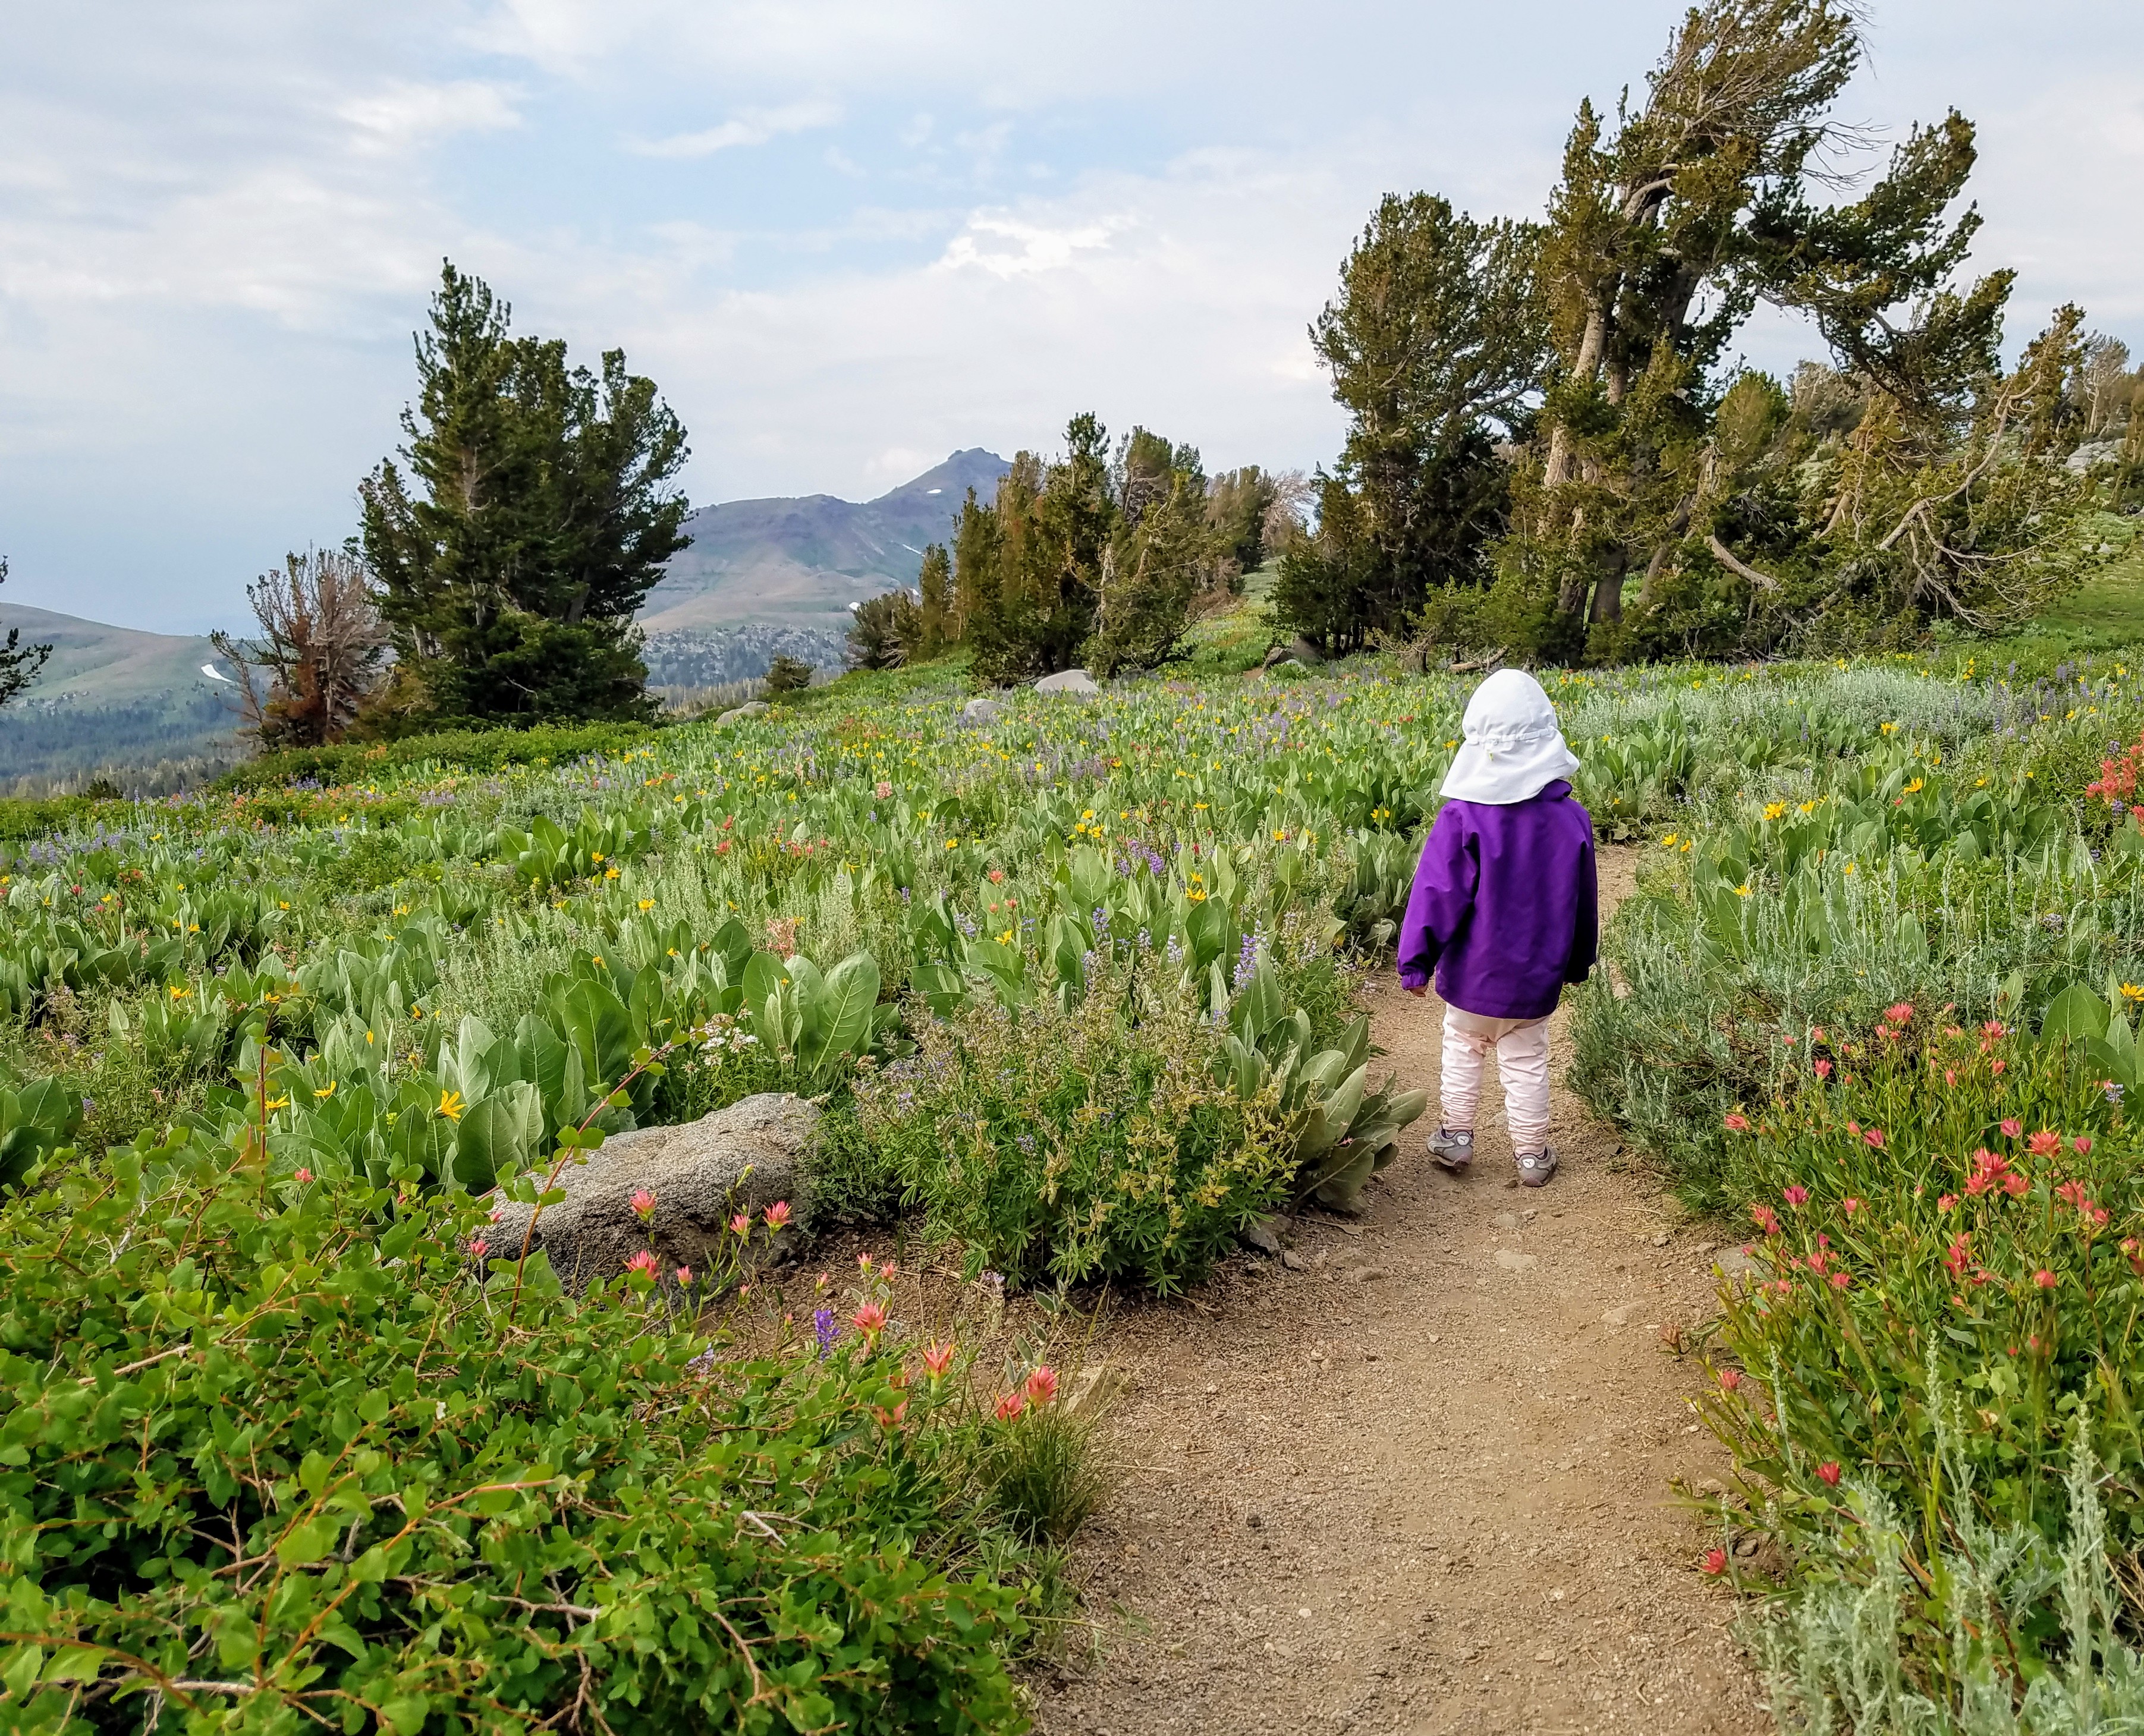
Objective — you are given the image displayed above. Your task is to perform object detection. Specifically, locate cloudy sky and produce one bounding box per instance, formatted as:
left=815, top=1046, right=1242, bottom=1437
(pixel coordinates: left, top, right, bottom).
left=3, top=0, right=2139, bottom=633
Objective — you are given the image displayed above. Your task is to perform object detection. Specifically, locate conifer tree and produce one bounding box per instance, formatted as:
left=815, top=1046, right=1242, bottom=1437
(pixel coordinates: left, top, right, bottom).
left=360, top=264, right=689, bottom=727
left=1293, top=193, right=1544, bottom=652
left=953, top=416, right=1217, bottom=684
left=1483, top=0, right=2089, bottom=656
left=915, top=543, right=953, bottom=656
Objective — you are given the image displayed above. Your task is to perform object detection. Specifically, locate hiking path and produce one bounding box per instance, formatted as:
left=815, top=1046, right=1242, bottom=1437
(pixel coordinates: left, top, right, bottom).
left=1033, top=845, right=1768, bottom=1736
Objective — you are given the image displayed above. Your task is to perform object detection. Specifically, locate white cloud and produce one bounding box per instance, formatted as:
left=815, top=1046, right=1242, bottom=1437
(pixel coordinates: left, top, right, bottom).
left=338, top=80, right=523, bottom=155
left=937, top=213, right=1120, bottom=278
left=630, top=99, right=841, bottom=159
left=863, top=445, right=935, bottom=482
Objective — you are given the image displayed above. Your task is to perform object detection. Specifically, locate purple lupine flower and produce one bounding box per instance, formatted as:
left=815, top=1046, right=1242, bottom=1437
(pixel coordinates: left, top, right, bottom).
left=813, top=1307, right=840, bottom=1358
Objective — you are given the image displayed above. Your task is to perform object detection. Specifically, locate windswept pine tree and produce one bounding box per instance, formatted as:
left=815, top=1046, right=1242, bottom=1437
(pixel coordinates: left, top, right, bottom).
left=949, top=414, right=1222, bottom=683
left=1276, top=196, right=1544, bottom=653
left=1299, top=0, right=2100, bottom=662
left=360, top=264, right=689, bottom=728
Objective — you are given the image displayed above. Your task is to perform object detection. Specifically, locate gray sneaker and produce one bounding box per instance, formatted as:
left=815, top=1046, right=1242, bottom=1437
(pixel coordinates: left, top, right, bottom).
left=1427, top=1127, right=1475, bottom=1173
left=1517, top=1147, right=1558, bottom=1188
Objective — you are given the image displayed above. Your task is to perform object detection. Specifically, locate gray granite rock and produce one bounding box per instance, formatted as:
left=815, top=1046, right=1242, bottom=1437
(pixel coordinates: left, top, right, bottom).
left=1034, top=668, right=1100, bottom=696
left=486, top=1093, right=817, bottom=1288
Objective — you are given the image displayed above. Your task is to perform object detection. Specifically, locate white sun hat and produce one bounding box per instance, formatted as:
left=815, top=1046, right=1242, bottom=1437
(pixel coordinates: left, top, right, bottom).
left=1438, top=669, right=1580, bottom=806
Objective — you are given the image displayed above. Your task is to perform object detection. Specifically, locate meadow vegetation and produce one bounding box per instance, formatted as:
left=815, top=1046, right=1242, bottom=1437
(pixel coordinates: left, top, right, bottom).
left=2, top=634, right=2143, bottom=1724
left=3, top=0, right=2144, bottom=1724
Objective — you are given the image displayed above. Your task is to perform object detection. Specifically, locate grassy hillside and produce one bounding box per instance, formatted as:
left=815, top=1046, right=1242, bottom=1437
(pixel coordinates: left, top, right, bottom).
left=0, top=602, right=238, bottom=791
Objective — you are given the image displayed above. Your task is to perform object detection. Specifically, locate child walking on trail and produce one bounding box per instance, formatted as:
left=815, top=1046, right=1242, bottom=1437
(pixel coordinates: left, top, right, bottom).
left=1397, top=669, right=1598, bottom=1188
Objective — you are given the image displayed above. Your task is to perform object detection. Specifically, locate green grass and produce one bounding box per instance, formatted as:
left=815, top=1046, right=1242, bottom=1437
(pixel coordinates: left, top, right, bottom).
left=1980, top=514, right=2144, bottom=669
left=2036, top=537, right=2144, bottom=641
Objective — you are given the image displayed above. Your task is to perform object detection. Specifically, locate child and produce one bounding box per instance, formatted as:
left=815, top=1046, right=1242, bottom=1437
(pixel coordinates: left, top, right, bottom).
left=1396, top=669, right=1598, bottom=1188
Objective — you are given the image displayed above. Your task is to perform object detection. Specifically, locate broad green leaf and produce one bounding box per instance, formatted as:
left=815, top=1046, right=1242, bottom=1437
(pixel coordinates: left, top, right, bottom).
left=801, top=952, right=879, bottom=1078
left=2042, top=983, right=2108, bottom=1043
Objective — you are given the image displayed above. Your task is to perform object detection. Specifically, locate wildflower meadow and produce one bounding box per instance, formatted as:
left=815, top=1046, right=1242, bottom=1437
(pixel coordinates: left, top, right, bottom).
left=2, top=647, right=2144, bottom=1728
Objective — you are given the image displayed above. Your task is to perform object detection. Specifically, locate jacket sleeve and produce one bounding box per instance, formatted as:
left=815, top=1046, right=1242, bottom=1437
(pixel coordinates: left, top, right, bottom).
left=1564, top=831, right=1599, bottom=985
left=1395, top=807, right=1476, bottom=990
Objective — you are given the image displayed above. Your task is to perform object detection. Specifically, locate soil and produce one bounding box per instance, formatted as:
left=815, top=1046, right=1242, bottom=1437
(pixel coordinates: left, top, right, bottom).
left=1029, top=845, right=1771, bottom=1735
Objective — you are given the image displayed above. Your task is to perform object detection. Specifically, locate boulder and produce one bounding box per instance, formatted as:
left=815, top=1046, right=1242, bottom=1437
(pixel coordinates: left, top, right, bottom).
left=716, top=700, right=771, bottom=724
left=2066, top=439, right=2123, bottom=475
left=1034, top=668, right=1101, bottom=696
left=1263, top=637, right=1325, bottom=669
left=485, top=1093, right=818, bottom=1288
left=959, top=696, right=1002, bottom=727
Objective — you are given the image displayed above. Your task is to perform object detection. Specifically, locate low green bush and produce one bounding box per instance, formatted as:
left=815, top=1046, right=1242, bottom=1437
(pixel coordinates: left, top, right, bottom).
left=853, top=960, right=1295, bottom=1292
left=0, top=1128, right=1041, bottom=1733
left=216, top=721, right=666, bottom=793
left=0, top=797, right=123, bottom=846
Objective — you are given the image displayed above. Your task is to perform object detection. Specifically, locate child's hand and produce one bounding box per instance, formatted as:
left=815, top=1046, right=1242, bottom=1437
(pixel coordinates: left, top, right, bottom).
left=1403, top=984, right=1428, bottom=998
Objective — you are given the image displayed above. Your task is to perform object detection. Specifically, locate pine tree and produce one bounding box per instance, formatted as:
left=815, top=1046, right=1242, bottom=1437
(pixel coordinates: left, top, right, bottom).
left=1206, top=467, right=1281, bottom=581
left=762, top=655, right=813, bottom=699
left=915, top=543, right=952, bottom=656
left=954, top=416, right=1215, bottom=684
left=1486, top=0, right=2086, bottom=656
left=1307, top=194, right=1543, bottom=647
left=961, top=420, right=1114, bottom=685
left=845, top=590, right=921, bottom=671
left=1272, top=477, right=1382, bottom=653
left=1089, top=474, right=1211, bottom=675
left=950, top=485, right=1005, bottom=642
left=359, top=264, right=689, bottom=728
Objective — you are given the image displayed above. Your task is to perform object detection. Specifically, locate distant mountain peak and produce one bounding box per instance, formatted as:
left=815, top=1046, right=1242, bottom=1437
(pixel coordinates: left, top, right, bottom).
left=640, top=450, right=1010, bottom=637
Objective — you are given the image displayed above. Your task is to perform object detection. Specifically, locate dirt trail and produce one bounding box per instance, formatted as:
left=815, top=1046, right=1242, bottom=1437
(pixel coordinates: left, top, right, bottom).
left=1035, top=847, right=1768, bottom=1735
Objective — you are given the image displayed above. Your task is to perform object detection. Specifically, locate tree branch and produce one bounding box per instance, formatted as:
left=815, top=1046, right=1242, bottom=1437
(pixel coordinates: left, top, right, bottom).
left=1706, top=534, right=1784, bottom=591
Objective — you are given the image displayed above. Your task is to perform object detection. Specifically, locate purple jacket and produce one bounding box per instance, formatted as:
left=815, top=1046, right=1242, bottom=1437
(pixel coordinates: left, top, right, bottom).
left=1395, top=780, right=1598, bottom=1020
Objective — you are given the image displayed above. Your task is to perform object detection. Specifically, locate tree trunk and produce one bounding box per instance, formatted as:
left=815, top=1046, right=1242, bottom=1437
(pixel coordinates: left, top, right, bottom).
left=1542, top=303, right=1609, bottom=492
left=1589, top=548, right=1628, bottom=624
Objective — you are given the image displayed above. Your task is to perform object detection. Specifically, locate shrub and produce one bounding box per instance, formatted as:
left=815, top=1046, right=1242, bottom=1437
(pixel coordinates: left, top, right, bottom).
left=0, top=797, right=115, bottom=847
left=216, top=720, right=665, bottom=792
left=853, top=960, right=1294, bottom=1292
left=0, top=1128, right=1038, bottom=1732
left=1757, top=1421, right=2144, bottom=1731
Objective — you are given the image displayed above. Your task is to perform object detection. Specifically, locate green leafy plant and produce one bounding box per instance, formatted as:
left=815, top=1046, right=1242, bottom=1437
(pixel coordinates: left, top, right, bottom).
left=1216, top=958, right=1427, bottom=1209
left=855, top=954, right=1294, bottom=1291
left=0, top=1075, right=78, bottom=1190
left=0, top=1127, right=1039, bottom=1732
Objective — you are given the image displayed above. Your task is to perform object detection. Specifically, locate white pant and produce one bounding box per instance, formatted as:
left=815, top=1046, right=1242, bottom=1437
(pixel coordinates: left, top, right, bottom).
left=1441, top=1006, right=1552, bottom=1156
